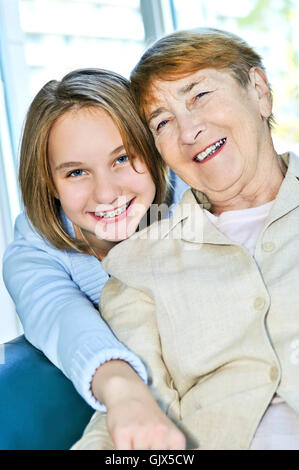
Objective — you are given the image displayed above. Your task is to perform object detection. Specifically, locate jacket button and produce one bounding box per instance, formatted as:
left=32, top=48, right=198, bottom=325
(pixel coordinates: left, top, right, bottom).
left=253, top=297, right=266, bottom=310
left=262, top=242, right=276, bottom=252
left=269, top=366, right=279, bottom=382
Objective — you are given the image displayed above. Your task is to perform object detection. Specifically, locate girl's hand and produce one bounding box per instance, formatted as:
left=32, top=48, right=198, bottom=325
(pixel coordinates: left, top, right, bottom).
left=91, top=360, right=186, bottom=450
left=106, top=391, right=186, bottom=450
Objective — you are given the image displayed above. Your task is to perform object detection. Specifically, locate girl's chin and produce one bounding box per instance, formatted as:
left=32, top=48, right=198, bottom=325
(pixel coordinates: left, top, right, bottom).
left=95, top=218, right=140, bottom=242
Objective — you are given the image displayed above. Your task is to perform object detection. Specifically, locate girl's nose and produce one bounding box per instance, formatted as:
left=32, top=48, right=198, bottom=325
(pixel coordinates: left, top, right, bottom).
left=92, top=173, right=121, bottom=206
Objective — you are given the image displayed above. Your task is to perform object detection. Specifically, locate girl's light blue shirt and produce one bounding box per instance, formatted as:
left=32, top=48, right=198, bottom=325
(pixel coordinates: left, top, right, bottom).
left=2, top=174, right=188, bottom=410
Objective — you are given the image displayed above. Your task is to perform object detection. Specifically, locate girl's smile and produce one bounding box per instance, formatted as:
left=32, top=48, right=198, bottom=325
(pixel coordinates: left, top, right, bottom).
left=88, top=197, right=135, bottom=223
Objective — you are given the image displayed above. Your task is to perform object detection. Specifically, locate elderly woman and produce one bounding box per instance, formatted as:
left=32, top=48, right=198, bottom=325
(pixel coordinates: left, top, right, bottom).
left=72, top=28, right=299, bottom=450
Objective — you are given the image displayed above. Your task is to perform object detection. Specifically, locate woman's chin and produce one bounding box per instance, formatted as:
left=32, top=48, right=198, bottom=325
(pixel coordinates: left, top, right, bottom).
left=199, top=171, right=243, bottom=196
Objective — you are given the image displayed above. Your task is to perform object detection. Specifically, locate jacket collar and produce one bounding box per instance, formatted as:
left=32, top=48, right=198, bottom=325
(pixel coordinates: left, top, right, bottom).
left=160, top=187, right=230, bottom=244
left=264, top=152, right=299, bottom=229
left=161, top=152, right=299, bottom=244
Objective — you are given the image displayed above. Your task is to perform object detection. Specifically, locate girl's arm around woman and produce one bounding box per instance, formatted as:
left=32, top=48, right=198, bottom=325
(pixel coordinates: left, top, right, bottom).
left=2, top=212, right=147, bottom=411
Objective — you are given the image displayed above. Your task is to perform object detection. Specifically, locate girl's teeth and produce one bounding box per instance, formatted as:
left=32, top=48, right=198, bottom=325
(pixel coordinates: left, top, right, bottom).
left=95, top=201, right=130, bottom=218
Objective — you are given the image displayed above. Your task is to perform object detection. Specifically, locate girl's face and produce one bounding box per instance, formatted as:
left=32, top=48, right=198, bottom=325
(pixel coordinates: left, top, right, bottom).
left=48, top=107, right=156, bottom=251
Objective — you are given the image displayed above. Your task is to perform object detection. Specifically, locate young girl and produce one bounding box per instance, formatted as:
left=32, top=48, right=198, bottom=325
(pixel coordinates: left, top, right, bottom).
left=3, top=68, right=187, bottom=450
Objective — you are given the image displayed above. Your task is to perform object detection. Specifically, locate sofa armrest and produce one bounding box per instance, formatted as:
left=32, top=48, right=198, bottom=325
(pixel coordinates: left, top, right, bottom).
left=0, top=335, right=93, bottom=450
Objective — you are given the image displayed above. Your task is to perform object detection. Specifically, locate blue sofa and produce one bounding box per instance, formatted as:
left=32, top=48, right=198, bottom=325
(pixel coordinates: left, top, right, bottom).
left=0, top=335, right=94, bottom=450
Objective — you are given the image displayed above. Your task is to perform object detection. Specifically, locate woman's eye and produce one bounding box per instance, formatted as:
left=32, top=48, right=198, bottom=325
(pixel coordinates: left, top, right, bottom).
left=68, top=169, right=85, bottom=177
left=115, top=155, right=129, bottom=165
left=156, top=119, right=169, bottom=131
left=195, top=91, right=209, bottom=100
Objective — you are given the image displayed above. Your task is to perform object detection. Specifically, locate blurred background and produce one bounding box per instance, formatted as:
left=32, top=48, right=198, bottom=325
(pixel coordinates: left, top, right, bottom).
left=0, top=0, right=298, bottom=342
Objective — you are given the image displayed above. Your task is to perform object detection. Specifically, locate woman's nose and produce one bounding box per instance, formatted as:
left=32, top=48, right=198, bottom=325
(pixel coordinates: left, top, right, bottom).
left=177, top=112, right=204, bottom=145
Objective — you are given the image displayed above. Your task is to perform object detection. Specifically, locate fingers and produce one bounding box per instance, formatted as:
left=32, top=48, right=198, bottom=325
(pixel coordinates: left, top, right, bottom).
left=167, top=431, right=186, bottom=450
left=113, top=428, right=133, bottom=450
left=107, top=394, right=186, bottom=450
left=113, top=423, right=186, bottom=450
left=147, top=426, right=186, bottom=450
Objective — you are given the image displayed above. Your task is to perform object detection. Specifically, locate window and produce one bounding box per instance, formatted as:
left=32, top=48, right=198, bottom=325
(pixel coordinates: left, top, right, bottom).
left=19, top=0, right=146, bottom=98
left=0, top=64, right=23, bottom=343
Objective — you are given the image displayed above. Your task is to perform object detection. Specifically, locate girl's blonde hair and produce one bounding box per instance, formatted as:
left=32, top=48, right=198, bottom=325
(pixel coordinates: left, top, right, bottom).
left=19, top=68, right=168, bottom=252
left=130, top=28, right=274, bottom=128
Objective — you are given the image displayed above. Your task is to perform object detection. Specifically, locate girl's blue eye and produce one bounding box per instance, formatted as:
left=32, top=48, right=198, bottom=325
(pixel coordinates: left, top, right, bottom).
left=68, top=169, right=84, bottom=177
left=157, top=120, right=168, bottom=131
left=115, top=155, right=128, bottom=164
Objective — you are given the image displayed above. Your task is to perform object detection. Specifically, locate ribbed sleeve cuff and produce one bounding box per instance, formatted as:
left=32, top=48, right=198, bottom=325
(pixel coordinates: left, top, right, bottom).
left=70, top=340, right=148, bottom=411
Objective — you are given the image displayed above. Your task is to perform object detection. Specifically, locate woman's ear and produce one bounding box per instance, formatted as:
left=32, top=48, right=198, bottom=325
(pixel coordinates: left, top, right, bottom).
left=249, top=67, right=273, bottom=119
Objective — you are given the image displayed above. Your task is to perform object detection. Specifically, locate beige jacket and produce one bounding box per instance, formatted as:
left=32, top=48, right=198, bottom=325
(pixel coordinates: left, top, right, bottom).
left=73, top=152, right=299, bottom=450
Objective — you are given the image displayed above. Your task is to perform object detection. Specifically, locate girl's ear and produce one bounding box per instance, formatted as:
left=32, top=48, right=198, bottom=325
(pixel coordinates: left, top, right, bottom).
left=249, top=67, right=273, bottom=119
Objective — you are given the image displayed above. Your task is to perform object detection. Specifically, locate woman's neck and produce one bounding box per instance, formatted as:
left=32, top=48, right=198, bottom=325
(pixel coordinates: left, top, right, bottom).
left=211, top=152, right=286, bottom=216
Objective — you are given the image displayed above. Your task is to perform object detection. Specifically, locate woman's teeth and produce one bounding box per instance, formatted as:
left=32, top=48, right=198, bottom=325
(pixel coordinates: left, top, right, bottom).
left=95, top=201, right=131, bottom=218
left=194, top=138, right=227, bottom=162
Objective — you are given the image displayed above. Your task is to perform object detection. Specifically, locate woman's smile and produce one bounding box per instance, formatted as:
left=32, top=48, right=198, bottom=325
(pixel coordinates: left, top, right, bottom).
left=193, top=137, right=227, bottom=164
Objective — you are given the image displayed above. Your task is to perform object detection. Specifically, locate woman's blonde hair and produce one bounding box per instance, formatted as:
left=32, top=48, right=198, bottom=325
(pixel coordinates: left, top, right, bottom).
left=19, top=68, right=168, bottom=252
left=130, top=28, right=274, bottom=127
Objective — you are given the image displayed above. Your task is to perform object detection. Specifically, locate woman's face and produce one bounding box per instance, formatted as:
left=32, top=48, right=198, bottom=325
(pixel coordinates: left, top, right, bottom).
left=48, top=107, right=156, bottom=247
left=146, top=67, right=272, bottom=207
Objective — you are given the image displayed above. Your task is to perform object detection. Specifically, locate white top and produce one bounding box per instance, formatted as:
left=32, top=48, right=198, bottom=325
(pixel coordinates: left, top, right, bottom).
left=205, top=201, right=299, bottom=450
left=204, top=200, right=274, bottom=256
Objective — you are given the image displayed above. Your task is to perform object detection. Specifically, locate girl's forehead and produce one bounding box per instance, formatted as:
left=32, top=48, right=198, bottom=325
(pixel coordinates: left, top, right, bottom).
left=52, top=106, right=114, bottom=133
